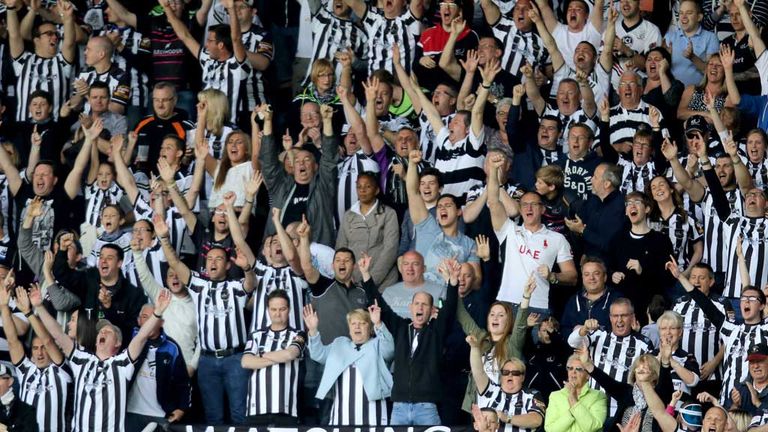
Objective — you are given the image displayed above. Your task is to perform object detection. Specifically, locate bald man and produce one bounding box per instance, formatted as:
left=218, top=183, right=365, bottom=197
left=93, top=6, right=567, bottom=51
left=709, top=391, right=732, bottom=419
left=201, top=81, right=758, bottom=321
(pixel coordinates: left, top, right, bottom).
left=383, top=251, right=447, bottom=318
left=73, top=35, right=131, bottom=114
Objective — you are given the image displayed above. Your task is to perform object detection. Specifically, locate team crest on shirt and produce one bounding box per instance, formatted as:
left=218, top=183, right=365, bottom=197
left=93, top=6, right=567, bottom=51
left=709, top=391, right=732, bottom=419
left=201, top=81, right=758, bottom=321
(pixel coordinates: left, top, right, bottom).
left=622, top=35, right=634, bottom=47
left=626, top=347, right=636, bottom=357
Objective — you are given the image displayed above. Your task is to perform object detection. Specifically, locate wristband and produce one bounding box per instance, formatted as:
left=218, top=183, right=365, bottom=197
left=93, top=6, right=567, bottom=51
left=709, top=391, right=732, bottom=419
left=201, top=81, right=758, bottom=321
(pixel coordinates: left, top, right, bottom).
left=481, top=83, right=491, bottom=89
left=522, top=295, right=531, bottom=300
left=245, top=199, right=254, bottom=204
left=732, top=157, right=741, bottom=165
left=24, top=311, right=34, bottom=318
left=153, top=311, right=163, bottom=319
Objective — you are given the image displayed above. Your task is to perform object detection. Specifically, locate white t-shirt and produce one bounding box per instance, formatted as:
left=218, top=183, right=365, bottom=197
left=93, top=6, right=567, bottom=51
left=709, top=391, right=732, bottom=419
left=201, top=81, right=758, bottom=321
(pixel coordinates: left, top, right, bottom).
left=612, top=19, right=662, bottom=90
left=126, top=347, right=165, bottom=417
left=552, top=22, right=602, bottom=70
left=495, top=220, right=573, bottom=308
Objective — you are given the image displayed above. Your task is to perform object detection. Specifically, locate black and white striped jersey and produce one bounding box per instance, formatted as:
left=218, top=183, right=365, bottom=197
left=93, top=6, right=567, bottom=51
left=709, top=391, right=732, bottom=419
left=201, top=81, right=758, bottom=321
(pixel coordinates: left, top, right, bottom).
left=100, top=25, right=150, bottom=108
left=433, top=126, right=486, bottom=200
left=245, top=327, right=306, bottom=417
left=241, top=25, right=274, bottom=110
left=541, top=104, right=597, bottom=154
left=76, top=64, right=132, bottom=113
left=649, top=212, right=703, bottom=269
left=673, top=294, right=728, bottom=380
left=337, top=151, right=381, bottom=223
left=361, top=8, right=423, bottom=76
left=723, top=216, right=768, bottom=299
left=331, top=364, right=388, bottom=426
left=198, top=48, right=251, bottom=122
left=250, top=261, right=309, bottom=332
left=608, top=100, right=664, bottom=146
left=478, top=383, right=546, bottom=432
left=84, top=182, right=125, bottom=228
left=16, top=357, right=72, bottom=432
left=188, top=272, right=249, bottom=351
left=12, top=52, right=73, bottom=122
left=719, top=320, right=768, bottom=404
left=305, top=6, right=366, bottom=87
left=491, top=16, right=551, bottom=78
left=68, top=347, right=135, bottom=432
left=419, top=111, right=453, bottom=165
left=699, top=188, right=744, bottom=274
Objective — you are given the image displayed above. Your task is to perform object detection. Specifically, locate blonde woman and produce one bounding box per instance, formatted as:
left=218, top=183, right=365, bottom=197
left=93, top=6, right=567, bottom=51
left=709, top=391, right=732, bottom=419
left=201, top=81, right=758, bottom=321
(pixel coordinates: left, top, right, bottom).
left=187, top=88, right=237, bottom=160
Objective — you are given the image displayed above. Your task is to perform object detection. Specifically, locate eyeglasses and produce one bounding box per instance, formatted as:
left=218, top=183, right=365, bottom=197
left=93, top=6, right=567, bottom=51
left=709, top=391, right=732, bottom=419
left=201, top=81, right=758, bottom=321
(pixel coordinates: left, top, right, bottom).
left=566, top=366, right=586, bottom=372
left=153, top=97, right=175, bottom=103
left=618, top=82, right=639, bottom=88
left=741, top=296, right=761, bottom=303
left=501, top=369, right=524, bottom=377
left=39, top=30, right=60, bottom=38
left=610, top=313, right=633, bottom=318
left=132, top=227, right=153, bottom=234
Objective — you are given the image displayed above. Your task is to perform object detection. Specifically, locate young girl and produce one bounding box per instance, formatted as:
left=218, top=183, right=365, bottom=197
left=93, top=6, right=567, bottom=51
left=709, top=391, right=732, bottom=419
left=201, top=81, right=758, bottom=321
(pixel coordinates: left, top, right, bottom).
left=87, top=204, right=132, bottom=269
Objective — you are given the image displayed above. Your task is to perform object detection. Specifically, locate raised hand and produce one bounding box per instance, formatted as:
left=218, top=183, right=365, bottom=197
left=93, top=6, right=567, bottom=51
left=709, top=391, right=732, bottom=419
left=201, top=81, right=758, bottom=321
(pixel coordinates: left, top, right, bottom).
left=155, top=288, right=172, bottom=315
left=29, top=284, right=43, bottom=308
left=408, top=149, right=422, bottom=164
left=523, top=273, right=537, bottom=298
left=649, top=106, right=661, bottom=128
left=618, top=412, right=642, bottom=432
left=245, top=171, right=263, bottom=198
left=475, top=235, right=490, bottom=262
left=320, top=104, right=334, bottom=122
left=527, top=313, right=541, bottom=327
left=450, top=17, right=466, bottom=35
left=466, top=334, right=480, bottom=348
left=724, top=137, right=739, bottom=158
left=0, top=285, right=9, bottom=308
left=153, top=213, right=170, bottom=238
left=660, top=137, right=678, bottom=161
left=83, top=117, right=105, bottom=142
left=296, top=214, right=311, bottom=239
left=43, top=250, right=54, bottom=275
left=335, top=48, right=354, bottom=69
left=612, top=271, right=625, bottom=284
left=157, top=158, right=176, bottom=184
left=232, top=247, right=250, bottom=270
left=520, top=63, right=534, bottom=79
left=720, top=44, right=735, bottom=70
left=459, top=49, right=479, bottom=74
left=683, top=40, right=693, bottom=59
left=15, top=286, right=31, bottom=314
left=26, top=196, right=45, bottom=220
left=363, top=76, right=380, bottom=103
left=419, top=56, right=437, bottom=69
left=527, top=6, right=541, bottom=23
left=479, top=57, right=501, bottom=86
left=368, top=300, right=382, bottom=327
left=303, top=304, right=319, bottom=333
left=665, top=255, right=682, bottom=279
left=223, top=191, right=236, bottom=208
left=357, top=253, right=372, bottom=275
left=255, top=103, right=272, bottom=122
left=598, top=97, right=611, bottom=121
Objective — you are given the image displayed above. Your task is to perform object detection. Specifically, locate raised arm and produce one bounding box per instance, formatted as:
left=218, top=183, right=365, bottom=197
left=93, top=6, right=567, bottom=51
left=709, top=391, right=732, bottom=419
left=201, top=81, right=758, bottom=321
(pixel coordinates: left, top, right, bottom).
left=111, top=134, right=140, bottom=204
left=164, top=0, right=201, bottom=59
left=5, top=0, right=24, bottom=60
left=599, top=7, right=618, bottom=74
left=105, top=0, right=137, bottom=28
left=405, top=150, right=429, bottom=225
left=30, top=283, right=74, bottom=357
left=666, top=257, right=725, bottom=328
left=735, top=0, right=765, bottom=58
left=296, top=215, right=320, bottom=284
left=59, top=0, right=77, bottom=64
left=478, top=0, right=501, bottom=26
left=65, top=120, right=102, bottom=199
left=155, top=214, right=191, bottom=285
left=529, top=7, right=564, bottom=72
left=468, top=335, right=490, bottom=392
left=486, top=153, right=509, bottom=232
left=720, top=45, right=741, bottom=105
left=128, top=289, right=171, bottom=360
left=271, top=208, right=302, bottom=274
left=342, top=0, right=367, bottom=20
left=473, top=58, right=500, bottom=137
left=522, top=64, right=546, bottom=115
left=196, top=0, right=213, bottom=27
left=660, top=137, right=705, bottom=202
left=16, top=285, right=64, bottom=365
left=410, top=76, right=446, bottom=133
left=638, top=381, right=679, bottom=432
left=456, top=50, right=480, bottom=111
left=534, top=0, right=560, bottom=32
left=0, top=283, right=24, bottom=365
left=723, top=137, right=754, bottom=194
left=359, top=79, right=386, bottom=155
left=438, top=18, right=467, bottom=82
left=222, top=0, right=247, bottom=63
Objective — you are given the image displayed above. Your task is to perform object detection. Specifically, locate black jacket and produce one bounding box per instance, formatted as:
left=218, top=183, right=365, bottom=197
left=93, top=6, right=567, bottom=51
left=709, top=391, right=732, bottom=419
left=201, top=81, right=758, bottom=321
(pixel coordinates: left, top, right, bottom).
left=0, top=397, right=38, bottom=432
left=53, top=250, right=147, bottom=346
left=362, top=278, right=458, bottom=403
left=129, top=329, right=192, bottom=415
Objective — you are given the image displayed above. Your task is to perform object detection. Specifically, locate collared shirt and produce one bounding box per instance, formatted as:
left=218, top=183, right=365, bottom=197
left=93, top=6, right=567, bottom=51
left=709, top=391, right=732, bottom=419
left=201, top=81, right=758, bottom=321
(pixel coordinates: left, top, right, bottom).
left=664, top=26, right=720, bottom=86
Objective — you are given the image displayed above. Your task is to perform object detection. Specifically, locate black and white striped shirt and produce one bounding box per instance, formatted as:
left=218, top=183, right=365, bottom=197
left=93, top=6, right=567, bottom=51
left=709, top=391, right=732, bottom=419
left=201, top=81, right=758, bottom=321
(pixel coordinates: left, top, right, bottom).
left=723, top=216, right=768, bottom=299
left=361, top=8, right=422, bottom=76
left=251, top=261, right=308, bottom=332
left=433, top=126, right=486, bottom=200
left=198, top=48, right=251, bottom=122
left=699, top=189, right=744, bottom=274
left=337, top=151, right=381, bottom=223
left=608, top=100, right=663, bottom=146
left=618, top=159, right=660, bottom=194
left=479, top=383, right=546, bottom=432
left=12, top=52, right=73, bottom=122
left=331, top=364, right=388, bottom=426
left=100, top=26, right=150, bottom=108
left=188, top=272, right=249, bottom=351
left=305, top=5, right=366, bottom=86
left=650, top=212, right=703, bottom=269
left=491, top=17, right=550, bottom=78
left=16, top=358, right=72, bottom=432
left=123, top=241, right=167, bottom=290
left=673, top=294, right=727, bottom=379
left=541, top=104, right=597, bottom=154
left=76, top=64, right=132, bottom=113
left=419, top=111, right=453, bottom=165
left=87, top=230, right=133, bottom=268
left=719, top=320, right=768, bottom=404
left=241, top=26, right=273, bottom=110
left=84, top=182, right=125, bottom=228
left=743, top=158, right=768, bottom=190
left=68, top=347, right=135, bottom=432
left=572, top=329, right=651, bottom=416
left=134, top=196, right=189, bottom=255
left=245, top=327, right=306, bottom=417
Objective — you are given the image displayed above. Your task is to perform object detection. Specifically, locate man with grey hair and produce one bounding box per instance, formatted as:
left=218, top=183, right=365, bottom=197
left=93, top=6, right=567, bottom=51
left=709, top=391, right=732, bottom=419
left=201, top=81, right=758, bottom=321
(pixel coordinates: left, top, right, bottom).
left=566, top=163, right=627, bottom=262
left=608, top=70, right=667, bottom=152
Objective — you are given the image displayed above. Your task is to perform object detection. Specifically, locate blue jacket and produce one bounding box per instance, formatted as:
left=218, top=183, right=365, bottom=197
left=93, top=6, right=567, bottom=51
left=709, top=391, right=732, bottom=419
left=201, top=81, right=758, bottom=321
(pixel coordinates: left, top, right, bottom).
left=560, top=288, right=624, bottom=337
left=309, top=323, right=395, bottom=401
left=129, top=329, right=192, bottom=415
left=739, top=94, right=768, bottom=132
left=575, top=189, right=627, bottom=262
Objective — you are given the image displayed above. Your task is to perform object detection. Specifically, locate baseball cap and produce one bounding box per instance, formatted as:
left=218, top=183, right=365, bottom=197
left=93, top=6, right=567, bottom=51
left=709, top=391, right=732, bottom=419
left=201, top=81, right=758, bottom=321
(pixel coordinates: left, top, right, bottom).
left=748, top=343, right=768, bottom=362
left=0, top=364, right=12, bottom=378
left=684, top=115, right=709, bottom=136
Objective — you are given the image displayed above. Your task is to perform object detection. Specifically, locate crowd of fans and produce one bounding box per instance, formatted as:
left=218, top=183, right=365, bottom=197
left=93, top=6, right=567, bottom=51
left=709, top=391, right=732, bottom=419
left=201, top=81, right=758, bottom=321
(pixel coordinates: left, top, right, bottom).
left=0, top=0, right=766, bottom=430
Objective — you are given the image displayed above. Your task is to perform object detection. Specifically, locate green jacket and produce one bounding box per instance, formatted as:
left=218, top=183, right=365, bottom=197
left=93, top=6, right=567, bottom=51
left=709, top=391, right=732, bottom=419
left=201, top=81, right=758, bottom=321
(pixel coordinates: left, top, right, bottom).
left=544, top=384, right=607, bottom=432
left=456, top=298, right=529, bottom=412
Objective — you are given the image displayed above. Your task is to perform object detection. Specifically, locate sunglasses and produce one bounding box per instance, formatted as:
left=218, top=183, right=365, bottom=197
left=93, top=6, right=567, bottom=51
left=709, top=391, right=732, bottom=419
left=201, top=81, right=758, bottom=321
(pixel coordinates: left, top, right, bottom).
left=566, top=366, right=586, bottom=372
left=686, top=132, right=701, bottom=140
left=500, top=369, right=524, bottom=377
